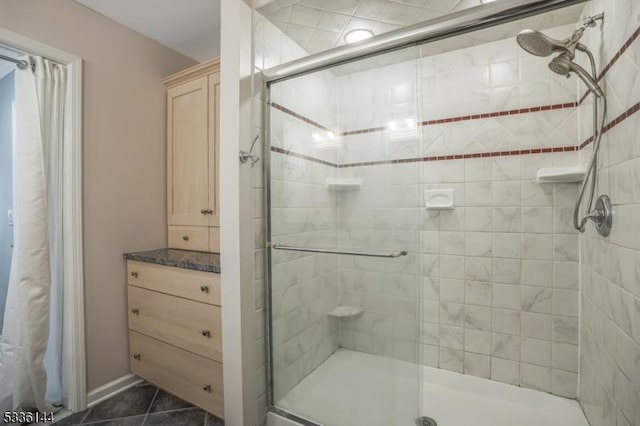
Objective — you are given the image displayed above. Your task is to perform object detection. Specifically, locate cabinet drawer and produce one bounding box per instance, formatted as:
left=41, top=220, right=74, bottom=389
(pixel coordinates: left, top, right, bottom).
left=128, top=286, right=222, bottom=362
left=129, top=331, right=223, bottom=418
left=168, top=226, right=209, bottom=252
left=127, top=260, right=220, bottom=306
left=209, top=227, right=220, bottom=253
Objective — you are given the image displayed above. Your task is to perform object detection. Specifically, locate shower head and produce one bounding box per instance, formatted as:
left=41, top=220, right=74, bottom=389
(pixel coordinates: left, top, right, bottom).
left=549, top=53, right=604, bottom=98
left=516, top=30, right=565, bottom=57
left=516, top=27, right=586, bottom=59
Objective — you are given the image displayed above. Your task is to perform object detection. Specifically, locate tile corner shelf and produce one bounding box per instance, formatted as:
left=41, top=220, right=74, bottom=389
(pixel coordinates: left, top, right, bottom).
left=328, top=306, right=363, bottom=318
left=326, top=177, right=362, bottom=190
left=536, top=166, right=586, bottom=183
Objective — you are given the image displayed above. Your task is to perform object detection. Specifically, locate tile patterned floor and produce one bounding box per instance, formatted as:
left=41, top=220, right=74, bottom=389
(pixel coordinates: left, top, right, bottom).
left=54, top=383, right=223, bottom=426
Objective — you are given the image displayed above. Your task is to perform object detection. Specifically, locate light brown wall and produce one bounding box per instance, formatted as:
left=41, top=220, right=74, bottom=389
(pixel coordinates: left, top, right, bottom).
left=0, top=0, right=196, bottom=390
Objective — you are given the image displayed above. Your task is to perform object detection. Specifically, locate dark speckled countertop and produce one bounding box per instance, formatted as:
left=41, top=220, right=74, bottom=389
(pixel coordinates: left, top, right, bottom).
left=124, top=248, right=220, bottom=273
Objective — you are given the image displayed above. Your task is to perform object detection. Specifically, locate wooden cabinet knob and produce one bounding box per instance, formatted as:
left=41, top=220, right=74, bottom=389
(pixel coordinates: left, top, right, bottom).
left=182, top=235, right=190, bottom=241
left=200, top=285, right=209, bottom=293
left=130, top=271, right=139, bottom=278
left=203, top=385, right=212, bottom=393
left=133, top=353, right=141, bottom=360
left=202, top=330, right=211, bottom=338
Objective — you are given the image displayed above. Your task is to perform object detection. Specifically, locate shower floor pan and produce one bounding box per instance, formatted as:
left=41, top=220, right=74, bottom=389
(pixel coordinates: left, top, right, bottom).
left=272, top=349, right=588, bottom=426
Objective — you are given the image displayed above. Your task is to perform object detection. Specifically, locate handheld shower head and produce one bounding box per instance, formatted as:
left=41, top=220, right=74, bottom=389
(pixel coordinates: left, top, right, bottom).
left=549, top=53, right=604, bottom=97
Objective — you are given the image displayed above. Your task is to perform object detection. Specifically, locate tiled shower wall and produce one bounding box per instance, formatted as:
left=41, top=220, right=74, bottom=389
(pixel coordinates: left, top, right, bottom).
left=334, top=26, right=583, bottom=398
left=253, top=12, right=341, bottom=411
left=254, top=6, right=640, bottom=412
left=575, top=0, right=640, bottom=425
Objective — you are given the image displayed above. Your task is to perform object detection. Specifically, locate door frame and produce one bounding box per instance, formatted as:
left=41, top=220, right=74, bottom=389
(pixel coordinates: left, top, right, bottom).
left=0, top=27, right=86, bottom=412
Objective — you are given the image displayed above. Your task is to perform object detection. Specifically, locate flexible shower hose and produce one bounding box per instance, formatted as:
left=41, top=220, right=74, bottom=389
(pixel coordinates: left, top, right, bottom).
left=573, top=49, right=607, bottom=232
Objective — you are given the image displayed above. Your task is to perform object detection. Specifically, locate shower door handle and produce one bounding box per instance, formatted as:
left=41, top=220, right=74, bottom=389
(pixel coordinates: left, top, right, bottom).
left=271, top=244, right=408, bottom=258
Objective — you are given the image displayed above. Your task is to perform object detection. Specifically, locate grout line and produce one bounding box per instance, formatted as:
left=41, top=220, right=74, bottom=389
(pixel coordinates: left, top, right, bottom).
left=140, top=387, right=159, bottom=425
left=78, top=408, right=92, bottom=425
left=79, top=414, right=146, bottom=425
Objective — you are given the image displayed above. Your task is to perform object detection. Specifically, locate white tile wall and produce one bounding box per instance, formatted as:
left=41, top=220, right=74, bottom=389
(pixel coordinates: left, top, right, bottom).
left=333, top=27, right=582, bottom=397
left=575, top=0, right=640, bottom=425
left=254, top=12, right=341, bottom=418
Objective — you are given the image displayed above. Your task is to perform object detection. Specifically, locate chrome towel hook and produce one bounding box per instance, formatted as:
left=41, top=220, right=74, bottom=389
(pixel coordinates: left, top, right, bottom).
left=239, top=134, right=260, bottom=164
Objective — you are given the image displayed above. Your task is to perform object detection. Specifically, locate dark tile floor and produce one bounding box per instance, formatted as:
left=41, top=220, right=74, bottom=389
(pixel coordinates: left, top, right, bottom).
left=54, top=383, right=223, bottom=426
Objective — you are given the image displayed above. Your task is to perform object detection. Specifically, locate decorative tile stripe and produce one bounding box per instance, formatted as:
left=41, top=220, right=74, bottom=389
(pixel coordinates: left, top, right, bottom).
left=271, top=101, right=578, bottom=137
left=270, top=146, right=338, bottom=168
left=342, top=103, right=577, bottom=136
left=338, top=146, right=578, bottom=168
left=579, top=101, right=640, bottom=149
left=579, top=24, right=640, bottom=105
left=271, top=101, right=640, bottom=168
left=270, top=102, right=333, bottom=132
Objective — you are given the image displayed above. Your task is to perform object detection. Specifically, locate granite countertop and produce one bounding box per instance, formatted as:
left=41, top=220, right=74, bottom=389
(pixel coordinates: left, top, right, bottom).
left=124, top=248, right=220, bottom=273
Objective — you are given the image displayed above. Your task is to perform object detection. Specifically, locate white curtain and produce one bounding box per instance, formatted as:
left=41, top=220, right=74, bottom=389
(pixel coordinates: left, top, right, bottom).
left=0, top=56, right=67, bottom=412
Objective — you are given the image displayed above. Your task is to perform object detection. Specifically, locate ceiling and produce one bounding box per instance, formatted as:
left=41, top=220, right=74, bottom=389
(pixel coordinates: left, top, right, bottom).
left=257, top=0, right=583, bottom=54
left=76, top=0, right=221, bottom=62
left=257, top=0, right=489, bottom=54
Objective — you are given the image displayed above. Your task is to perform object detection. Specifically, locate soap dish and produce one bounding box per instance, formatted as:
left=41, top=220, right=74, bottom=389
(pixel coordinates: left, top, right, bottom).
left=425, top=188, right=455, bottom=210
left=327, top=306, right=363, bottom=318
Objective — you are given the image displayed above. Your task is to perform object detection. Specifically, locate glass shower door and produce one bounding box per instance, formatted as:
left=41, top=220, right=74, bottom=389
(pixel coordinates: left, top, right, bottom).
left=267, top=47, right=423, bottom=426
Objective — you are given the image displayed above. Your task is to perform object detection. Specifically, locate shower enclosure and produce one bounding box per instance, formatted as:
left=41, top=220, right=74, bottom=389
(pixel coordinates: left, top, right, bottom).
left=260, top=0, right=596, bottom=425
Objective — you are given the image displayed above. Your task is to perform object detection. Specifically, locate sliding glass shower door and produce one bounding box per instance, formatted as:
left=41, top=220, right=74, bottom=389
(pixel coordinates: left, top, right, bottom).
left=266, top=47, right=423, bottom=426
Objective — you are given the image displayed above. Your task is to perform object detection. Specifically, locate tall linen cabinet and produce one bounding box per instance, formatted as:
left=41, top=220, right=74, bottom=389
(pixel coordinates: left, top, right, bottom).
left=165, top=59, right=221, bottom=253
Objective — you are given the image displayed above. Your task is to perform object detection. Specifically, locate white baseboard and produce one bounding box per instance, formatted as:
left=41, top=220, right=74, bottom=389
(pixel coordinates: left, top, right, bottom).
left=87, top=374, right=143, bottom=408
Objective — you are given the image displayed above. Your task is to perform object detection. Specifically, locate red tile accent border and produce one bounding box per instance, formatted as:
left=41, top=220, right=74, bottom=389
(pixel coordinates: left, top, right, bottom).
left=271, top=100, right=640, bottom=168
left=578, top=24, right=640, bottom=105
left=270, top=146, right=338, bottom=168
left=270, top=102, right=333, bottom=132
left=340, top=103, right=577, bottom=136
left=271, top=101, right=578, bottom=137
left=579, top=101, right=640, bottom=149
left=337, top=146, right=578, bottom=168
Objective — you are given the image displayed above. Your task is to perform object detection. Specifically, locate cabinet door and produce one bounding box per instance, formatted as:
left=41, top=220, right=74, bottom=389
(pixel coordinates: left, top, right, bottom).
left=208, top=73, right=220, bottom=227
left=167, top=77, right=209, bottom=226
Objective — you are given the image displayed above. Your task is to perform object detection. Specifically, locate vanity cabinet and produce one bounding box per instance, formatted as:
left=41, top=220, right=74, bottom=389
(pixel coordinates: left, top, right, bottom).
left=126, top=259, right=224, bottom=418
left=164, top=59, right=220, bottom=253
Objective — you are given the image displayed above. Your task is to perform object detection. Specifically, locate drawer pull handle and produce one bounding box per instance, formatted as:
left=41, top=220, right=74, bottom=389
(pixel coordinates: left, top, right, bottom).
left=133, top=353, right=141, bottom=361
left=202, top=330, right=211, bottom=338
left=182, top=235, right=190, bottom=241
left=131, top=308, right=140, bottom=315
left=206, top=209, right=214, bottom=215
left=130, top=271, right=139, bottom=278
left=200, top=285, right=209, bottom=293
left=203, top=385, right=212, bottom=393
left=201, top=209, right=208, bottom=215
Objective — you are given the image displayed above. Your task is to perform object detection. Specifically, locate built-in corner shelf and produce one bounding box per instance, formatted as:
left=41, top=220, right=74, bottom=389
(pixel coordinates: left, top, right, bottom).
left=536, top=166, right=587, bottom=183
left=328, top=306, right=363, bottom=318
left=326, top=178, right=362, bottom=190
